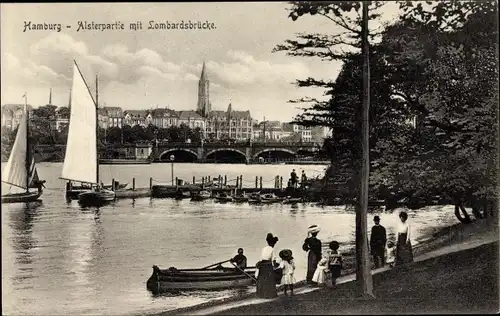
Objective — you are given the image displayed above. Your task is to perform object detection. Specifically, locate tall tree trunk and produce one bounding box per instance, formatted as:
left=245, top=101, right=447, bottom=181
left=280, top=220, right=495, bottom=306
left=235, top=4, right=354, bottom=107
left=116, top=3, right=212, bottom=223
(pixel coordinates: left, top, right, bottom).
left=355, top=0, right=374, bottom=297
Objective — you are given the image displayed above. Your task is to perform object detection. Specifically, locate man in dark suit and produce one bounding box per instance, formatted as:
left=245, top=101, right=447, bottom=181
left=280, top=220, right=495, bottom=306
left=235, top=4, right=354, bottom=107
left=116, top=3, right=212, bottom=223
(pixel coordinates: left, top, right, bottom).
left=370, top=215, right=387, bottom=268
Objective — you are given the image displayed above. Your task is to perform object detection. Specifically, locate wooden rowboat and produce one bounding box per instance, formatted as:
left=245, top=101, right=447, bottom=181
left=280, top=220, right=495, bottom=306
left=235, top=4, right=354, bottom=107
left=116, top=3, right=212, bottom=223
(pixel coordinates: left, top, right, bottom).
left=146, top=265, right=256, bottom=293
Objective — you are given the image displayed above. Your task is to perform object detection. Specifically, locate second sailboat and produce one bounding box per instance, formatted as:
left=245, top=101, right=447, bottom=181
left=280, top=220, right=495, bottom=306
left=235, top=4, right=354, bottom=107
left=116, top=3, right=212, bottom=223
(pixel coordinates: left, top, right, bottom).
left=60, top=61, right=115, bottom=206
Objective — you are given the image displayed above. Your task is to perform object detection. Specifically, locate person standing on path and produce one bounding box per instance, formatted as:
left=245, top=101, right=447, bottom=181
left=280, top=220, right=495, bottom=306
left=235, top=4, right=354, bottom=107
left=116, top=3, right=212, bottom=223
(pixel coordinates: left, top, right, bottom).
left=302, top=225, right=322, bottom=283
left=370, top=215, right=387, bottom=268
left=395, top=211, right=414, bottom=266
left=256, top=233, right=279, bottom=298
left=290, top=169, right=298, bottom=188
left=300, top=170, right=307, bottom=188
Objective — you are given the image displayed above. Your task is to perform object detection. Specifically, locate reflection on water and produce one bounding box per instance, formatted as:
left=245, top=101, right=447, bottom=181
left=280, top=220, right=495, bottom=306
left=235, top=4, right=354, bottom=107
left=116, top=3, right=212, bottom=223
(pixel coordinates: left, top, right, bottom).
left=1, top=163, right=459, bottom=315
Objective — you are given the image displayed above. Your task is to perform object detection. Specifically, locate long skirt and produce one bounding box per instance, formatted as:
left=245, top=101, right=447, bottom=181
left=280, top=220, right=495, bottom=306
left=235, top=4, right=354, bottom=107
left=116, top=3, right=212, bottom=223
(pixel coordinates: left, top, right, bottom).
left=256, top=261, right=277, bottom=298
left=306, top=251, right=319, bottom=281
left=395, top=233, right=414, bottom=265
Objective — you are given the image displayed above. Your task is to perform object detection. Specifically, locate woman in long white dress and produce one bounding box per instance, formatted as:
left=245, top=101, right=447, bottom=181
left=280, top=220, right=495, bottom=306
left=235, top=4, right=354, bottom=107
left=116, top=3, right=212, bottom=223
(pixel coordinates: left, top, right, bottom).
left=395, top=211, right=414, bottom=265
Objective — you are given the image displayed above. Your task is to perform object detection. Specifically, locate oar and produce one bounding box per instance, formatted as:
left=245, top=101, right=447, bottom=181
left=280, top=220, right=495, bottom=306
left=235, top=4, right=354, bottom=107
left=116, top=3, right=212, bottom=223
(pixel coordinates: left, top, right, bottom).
left=202, top=259, right=231, bottom=270
left=230, top=261, right=257, bottom=282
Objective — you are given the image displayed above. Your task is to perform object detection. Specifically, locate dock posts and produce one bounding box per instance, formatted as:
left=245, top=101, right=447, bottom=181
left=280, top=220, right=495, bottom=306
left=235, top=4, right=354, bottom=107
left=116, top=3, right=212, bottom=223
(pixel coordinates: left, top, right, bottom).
left=149, top=177, right=153, bottom=191
left=219, top=175, right=222, bottom=189
left=259, top=176, right=263, bottom=190
left=111, top=178, right=115, bottom=191
left=132, top=178, right=136, bottom=191
left=255, top=176, right=258, bottom=188
left=175, top=177, right=178, bottom=189
left=193, top=176, right=195, bottom=185
left=236, top=177, right=239, bottom=190
left=208, top=176, right=211, bottom=183
left=224, top=175, right=227, bottom=186
left=201, top=177, right=205, bottom=189
left=280, top=176, right=283, bottom=189
left=240, top=175, right=243, bottom=190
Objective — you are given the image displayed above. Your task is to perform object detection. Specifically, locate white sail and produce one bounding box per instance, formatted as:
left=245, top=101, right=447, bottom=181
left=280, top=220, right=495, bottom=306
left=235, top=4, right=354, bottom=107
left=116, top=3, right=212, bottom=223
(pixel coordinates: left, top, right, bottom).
left=61, top=63, right=97, bottom=184
left=2, top=107, right=28, bottom=189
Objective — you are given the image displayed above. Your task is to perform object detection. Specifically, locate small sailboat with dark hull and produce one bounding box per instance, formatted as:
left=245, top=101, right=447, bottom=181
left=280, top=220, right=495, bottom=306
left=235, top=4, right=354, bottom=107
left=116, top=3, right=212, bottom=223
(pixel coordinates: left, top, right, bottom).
left=60, top=61, right=115, bottom=206
left=2, top=96, right=45, bottom=204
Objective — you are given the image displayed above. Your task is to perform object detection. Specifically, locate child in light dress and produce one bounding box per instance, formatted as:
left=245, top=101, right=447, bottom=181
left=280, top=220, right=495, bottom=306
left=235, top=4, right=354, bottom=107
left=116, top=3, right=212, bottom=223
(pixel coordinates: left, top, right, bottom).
left=278, top=249, right=296, bottom=295
left=312, top=257, right=329, bottom=287
left=386, top=240, right=396, bottom=267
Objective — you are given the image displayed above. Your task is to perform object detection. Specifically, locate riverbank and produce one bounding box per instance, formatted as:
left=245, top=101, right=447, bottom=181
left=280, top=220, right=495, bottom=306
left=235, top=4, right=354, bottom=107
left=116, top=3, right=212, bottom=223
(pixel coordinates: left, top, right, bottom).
left=147, top=218, right=498, bottom=316
left=212, top=241, right=498, bottom=315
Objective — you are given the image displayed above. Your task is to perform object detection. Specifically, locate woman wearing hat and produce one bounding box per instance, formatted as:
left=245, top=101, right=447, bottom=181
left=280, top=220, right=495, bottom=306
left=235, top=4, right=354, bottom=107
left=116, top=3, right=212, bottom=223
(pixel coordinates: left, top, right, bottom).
left=256, top=233, right=279, bottom=298
left=302, top=225, right=322, bottom=283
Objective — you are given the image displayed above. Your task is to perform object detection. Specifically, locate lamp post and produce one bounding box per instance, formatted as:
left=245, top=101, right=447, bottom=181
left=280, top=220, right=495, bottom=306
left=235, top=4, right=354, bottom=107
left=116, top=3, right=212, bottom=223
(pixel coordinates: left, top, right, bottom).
left=170, top=154, right=175, bottom=186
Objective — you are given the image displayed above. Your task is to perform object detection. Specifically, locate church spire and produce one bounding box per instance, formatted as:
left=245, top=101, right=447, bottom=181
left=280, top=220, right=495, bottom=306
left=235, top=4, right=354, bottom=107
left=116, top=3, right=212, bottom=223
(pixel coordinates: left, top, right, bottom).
left=49, top=88, right=52, bottom=105
left=200, top=61, right=207, bottom=80
left=197, top=60, right=210, bottom=117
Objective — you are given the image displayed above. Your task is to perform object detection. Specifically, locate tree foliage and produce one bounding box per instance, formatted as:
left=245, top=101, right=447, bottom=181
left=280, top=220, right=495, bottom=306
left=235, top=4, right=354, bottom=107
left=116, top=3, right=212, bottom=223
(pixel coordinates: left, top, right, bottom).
left=278, top=0, right=498, bottom=212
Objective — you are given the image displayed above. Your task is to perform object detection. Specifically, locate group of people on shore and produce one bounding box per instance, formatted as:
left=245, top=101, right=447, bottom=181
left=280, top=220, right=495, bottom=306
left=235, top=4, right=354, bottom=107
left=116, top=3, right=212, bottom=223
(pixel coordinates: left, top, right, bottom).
left=248, top=211, right=414, bottom=299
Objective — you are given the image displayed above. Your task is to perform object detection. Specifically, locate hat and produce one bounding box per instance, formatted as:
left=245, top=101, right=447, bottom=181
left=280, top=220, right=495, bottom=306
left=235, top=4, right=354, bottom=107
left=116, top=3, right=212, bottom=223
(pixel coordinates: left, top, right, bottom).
left=266, top=233, right=279, bottom=244
left=308, top=225, right=320, bottom=234
left=279, top=249, right=293, bottom=260
left=374, top=216, right=380, bottom=221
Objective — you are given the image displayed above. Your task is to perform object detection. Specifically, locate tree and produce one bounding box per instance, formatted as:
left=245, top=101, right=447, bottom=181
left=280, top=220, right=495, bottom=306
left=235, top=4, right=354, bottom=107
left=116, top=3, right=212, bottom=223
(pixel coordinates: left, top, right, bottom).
left=278, top=0, right=385, bottom=297
left=380, top=1, right=499, bottom=220
left=57, top=106, right=70, bottom=118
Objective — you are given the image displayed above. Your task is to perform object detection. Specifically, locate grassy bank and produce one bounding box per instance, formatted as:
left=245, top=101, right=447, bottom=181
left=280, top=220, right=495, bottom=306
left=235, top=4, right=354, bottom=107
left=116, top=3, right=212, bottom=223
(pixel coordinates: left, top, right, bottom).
left=213, top=241, right=499, bottom=315
left=147, top=217, right=497, bottom=316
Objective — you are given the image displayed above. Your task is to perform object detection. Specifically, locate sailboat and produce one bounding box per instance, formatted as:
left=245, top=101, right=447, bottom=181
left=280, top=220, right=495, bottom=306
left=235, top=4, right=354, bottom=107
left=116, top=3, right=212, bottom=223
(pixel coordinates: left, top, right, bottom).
left=2, top=96, right=44, bottom=203
left=60, top=61, right=115, bottom=206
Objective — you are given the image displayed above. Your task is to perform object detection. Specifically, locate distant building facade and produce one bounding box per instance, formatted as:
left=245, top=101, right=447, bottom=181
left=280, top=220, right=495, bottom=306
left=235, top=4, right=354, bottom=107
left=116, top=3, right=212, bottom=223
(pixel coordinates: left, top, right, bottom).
left=205, top=103, right=252, bottom=141
left=1, top=104, right=33, bottom=131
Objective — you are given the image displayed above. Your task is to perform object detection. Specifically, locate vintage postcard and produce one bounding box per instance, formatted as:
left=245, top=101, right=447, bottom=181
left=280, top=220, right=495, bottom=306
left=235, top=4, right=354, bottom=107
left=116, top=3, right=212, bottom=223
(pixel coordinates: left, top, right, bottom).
left=1, top=2, right=498, bottom=315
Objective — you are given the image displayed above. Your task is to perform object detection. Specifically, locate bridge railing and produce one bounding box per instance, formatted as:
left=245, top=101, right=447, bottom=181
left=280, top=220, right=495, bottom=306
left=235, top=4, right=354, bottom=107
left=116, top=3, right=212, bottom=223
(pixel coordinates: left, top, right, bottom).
left=155, top=141, right=320, bottom=148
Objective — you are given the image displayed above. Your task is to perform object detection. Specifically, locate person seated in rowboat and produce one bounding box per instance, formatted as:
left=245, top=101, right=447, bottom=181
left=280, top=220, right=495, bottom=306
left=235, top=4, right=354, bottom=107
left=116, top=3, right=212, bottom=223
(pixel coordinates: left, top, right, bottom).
left=230, top=248, right=247, bottom=269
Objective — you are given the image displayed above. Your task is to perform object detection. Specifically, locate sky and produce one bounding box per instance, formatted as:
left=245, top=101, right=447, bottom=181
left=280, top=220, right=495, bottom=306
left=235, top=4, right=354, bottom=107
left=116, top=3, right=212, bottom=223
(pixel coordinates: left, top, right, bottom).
left=1, top=2, right=401, bottom=121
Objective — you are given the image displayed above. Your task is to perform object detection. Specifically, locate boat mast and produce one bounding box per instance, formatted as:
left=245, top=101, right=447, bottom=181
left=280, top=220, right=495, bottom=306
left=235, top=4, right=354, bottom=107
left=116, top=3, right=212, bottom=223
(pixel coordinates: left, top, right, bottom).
left=96, top=74, right=100, bottom=187
left=24, top=93, right=29, bottom=192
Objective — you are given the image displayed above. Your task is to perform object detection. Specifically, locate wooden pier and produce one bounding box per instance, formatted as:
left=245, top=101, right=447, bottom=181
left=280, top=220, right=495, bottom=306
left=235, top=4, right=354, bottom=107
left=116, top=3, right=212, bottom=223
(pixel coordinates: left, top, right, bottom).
left=111, top=174, right=307, bottom=200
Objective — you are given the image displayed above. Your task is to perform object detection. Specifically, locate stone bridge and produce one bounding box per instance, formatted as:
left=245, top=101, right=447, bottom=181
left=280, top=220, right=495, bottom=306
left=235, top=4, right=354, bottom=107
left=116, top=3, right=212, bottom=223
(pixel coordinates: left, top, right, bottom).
left=153, top=142, right=321, bottom=163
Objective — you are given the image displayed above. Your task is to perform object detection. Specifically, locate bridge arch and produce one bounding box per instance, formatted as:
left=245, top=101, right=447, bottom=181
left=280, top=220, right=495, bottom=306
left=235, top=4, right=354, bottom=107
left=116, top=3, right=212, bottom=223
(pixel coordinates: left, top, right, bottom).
left=253, top=148, right=296, bottom=159
left=158, top=148, right=199, bottom=162
left=204, top=148, right=247, bottom=163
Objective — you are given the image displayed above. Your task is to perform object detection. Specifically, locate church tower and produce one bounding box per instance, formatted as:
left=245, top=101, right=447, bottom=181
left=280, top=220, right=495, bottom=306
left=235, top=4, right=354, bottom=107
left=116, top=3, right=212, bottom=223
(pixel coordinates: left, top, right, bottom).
left=197, top=61, right=211, bottom=117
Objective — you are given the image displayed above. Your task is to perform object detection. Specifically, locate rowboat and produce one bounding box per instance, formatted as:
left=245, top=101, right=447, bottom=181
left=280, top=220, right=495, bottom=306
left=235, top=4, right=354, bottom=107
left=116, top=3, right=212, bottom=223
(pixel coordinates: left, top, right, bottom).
left=146, top=265, right=256, bottom=293
left=214, top=192, right=233, bottom=203
left=283, top=197, right=303, bottom=204
left=191, top=190, right=211, bottom=201
left=232, top=194, right=249, bottom=203
left=175, top=190, right=191, bottom=200
left=248, top=192, right=262, bottom=204
left=260, top=193, right=283, bottom=204
left=60, top=61, right=116, bottom=206
left=2, top=96, right=45, bottom=204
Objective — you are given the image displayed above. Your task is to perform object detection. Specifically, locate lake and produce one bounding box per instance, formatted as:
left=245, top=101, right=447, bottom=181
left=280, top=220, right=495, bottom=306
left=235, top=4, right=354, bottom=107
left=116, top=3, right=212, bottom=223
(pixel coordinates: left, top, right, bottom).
left=1, top=162, right=457, bottom=315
